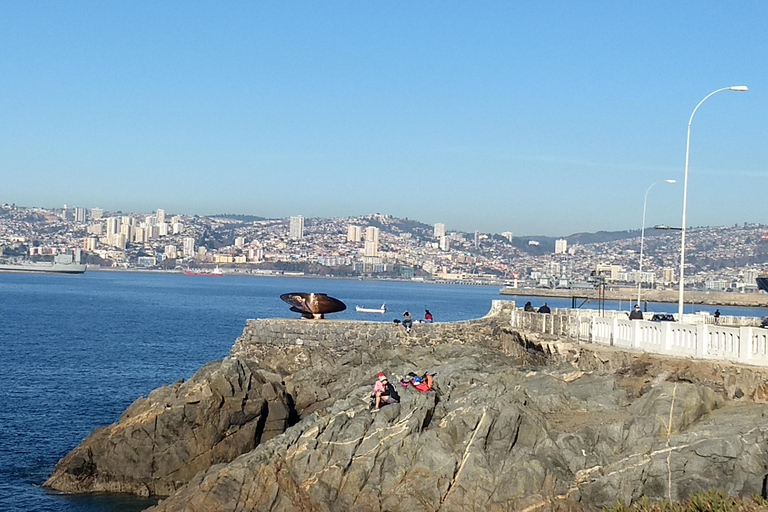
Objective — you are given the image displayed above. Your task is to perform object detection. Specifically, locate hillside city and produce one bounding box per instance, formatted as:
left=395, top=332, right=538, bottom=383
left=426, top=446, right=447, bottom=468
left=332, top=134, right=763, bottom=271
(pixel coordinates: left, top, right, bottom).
left=1, top=203, right=768, bottom=292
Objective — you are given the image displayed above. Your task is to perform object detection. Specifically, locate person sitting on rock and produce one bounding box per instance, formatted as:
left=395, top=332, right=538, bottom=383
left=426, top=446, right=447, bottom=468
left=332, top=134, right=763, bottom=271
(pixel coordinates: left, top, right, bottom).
left=370, top=373, right=400, bottom=412
left=424, top=310, right=433, bottom=322
left=524, top=301, right=535, bottom=312
left=537, top=303, right=551, bottom=314
left=402, top=311, right=413, bottom=332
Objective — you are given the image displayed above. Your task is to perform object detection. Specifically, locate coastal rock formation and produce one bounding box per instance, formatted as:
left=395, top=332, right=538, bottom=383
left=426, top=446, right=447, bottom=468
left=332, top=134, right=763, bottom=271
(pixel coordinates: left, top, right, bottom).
left=44, top=358, right=295, bottom=497
left=45, top=305, right=768, bottom=510
left=145, top=342, right=768, bottom=512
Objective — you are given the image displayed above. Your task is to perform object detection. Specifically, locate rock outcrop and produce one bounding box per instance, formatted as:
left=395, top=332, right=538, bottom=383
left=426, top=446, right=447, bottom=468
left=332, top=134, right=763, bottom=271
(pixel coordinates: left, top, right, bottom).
left=144, top=342, right=768, bottom=512
left=45, top=305, right=768, bottom=511
left=44, top=358, right=296, bottom=497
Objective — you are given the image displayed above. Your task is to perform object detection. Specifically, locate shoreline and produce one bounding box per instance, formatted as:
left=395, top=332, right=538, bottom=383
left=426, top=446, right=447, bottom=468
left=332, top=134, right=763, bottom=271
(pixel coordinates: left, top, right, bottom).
left=500, top=286, right=768, bottom=309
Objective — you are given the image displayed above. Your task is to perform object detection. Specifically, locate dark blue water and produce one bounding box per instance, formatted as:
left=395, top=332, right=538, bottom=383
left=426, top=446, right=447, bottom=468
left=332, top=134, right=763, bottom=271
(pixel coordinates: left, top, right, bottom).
left=1, top=272, right=763, bottom=512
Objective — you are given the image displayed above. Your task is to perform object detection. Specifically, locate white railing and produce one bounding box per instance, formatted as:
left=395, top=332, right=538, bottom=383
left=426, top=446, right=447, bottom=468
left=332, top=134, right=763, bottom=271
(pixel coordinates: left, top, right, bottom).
left=509, top=308, right=768, bottom=368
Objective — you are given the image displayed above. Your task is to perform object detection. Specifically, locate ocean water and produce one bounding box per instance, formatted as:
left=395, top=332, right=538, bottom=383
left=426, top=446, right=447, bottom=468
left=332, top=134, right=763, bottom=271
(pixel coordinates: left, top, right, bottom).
left=0, top=271, right=764, bottom=512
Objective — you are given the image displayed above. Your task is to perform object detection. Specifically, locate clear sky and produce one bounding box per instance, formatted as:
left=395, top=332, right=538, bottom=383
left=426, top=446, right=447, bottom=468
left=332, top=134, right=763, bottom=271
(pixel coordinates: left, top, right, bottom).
left=1, top=2, right=766, bottom=236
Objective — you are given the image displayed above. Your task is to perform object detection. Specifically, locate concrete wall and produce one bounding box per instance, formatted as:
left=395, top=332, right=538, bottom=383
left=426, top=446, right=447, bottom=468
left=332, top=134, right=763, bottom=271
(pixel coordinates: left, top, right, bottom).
left=230, top=301, right=525, bottom=372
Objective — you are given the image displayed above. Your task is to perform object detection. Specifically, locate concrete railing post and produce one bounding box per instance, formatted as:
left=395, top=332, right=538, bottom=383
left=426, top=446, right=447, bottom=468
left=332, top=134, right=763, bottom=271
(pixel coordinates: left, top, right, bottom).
left=739, top=327, right=753, bottom=363
left=633, top=321, right=641, bottom=349
left=696, top=324, right=707, bottom=359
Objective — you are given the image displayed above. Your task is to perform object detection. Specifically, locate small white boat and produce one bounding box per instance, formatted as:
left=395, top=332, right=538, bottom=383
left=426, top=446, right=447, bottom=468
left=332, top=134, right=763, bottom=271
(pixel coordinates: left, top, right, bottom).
left=355, top=303, right=387, bottom=314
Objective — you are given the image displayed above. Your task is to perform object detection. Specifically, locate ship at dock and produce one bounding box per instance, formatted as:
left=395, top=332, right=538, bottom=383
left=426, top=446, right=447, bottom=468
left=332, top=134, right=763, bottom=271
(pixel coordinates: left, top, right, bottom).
left=0, top=254, right=87, bottom=274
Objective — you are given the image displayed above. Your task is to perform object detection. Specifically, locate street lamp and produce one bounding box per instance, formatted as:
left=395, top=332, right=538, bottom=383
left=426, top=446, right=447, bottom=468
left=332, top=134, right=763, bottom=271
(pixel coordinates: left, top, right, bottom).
left=678, top=85, right=748, bottom=322
left=637, top=179, right=676, bottom=306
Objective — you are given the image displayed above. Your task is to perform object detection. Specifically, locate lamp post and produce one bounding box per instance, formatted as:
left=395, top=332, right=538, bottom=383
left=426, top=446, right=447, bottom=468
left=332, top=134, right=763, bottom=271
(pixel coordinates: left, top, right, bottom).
left=637, top=179, right=676, bottom=306
left=678, top=86, right=748, bottom=322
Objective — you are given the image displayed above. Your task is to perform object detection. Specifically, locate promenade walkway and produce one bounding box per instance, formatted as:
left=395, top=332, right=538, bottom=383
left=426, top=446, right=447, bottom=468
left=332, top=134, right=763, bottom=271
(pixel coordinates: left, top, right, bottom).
left=511, top=307, right=768, bottom=368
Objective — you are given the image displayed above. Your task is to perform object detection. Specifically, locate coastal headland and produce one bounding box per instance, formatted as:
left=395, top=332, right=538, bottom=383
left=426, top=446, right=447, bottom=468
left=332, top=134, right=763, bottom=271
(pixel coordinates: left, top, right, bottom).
left=45, top=301, right=768, bottom=511
left=501, top=286, right=768, bottom=309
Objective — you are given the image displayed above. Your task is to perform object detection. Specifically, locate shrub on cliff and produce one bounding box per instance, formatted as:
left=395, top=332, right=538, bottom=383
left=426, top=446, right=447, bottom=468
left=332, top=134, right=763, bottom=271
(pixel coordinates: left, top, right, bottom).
left=606, top=490, right=768, bottom=512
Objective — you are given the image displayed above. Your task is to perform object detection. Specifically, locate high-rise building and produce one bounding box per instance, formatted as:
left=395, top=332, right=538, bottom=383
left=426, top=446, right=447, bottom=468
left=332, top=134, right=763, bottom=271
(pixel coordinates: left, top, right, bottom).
left=434, top=223, right=446, bottom=238
left=347, top=225, right=362, bottom=242
left=555, top=239, right=568, bottom=254
left=501, top=231, right=513, bottom=243
left=87, top=223, right=103, bottom=236
left=74, top=207, right=86, bottom=223
left=234, top=237, right=246, bottom=248
left=90, top=208, right=104, bottom=221
left=439, top=235, right=450, bottom=252
left=106, top=217, right=120, bottom=236
left=156, top=209, right=166, bottom=224
left=289, top=216, right=304, bottom=239
left=183, top=237, right=196, bottom=258
left=83, top=237, right=98, bottom=251
left=172, top=222, right=183, bottom=235
left=474, top=231, right=480, bottom=248
left=364, top=226, right=380, bottom=257
left=165, top=245, right=178, bottom=259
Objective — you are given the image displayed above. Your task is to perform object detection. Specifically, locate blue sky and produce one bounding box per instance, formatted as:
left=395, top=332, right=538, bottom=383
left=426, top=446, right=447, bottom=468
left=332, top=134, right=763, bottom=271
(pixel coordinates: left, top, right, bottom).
left=1, top=2, right=766, bottom=236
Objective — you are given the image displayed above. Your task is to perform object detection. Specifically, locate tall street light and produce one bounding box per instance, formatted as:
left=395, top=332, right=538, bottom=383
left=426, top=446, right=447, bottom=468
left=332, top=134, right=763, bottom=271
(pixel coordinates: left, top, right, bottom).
left=637, top=179, right=676, bottom=306
left=678, top=85, right=748, bottom=322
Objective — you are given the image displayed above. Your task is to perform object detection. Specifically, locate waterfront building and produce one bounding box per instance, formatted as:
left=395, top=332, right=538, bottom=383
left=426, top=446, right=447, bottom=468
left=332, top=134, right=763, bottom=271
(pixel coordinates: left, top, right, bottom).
left=555, top=239, right=568, bottom=254
left=347, top=225, right=362, bottom=242
left=183, top=237, right=195, bottom=258
left=289, top=216, right=304, bottom=240
left=434, top=223, right=446, bottom=238
left=364, top=226, right=379, bottom=257
left=165, top=245, right=178, bottom=259
left=663, top=267, right=676, bottom=284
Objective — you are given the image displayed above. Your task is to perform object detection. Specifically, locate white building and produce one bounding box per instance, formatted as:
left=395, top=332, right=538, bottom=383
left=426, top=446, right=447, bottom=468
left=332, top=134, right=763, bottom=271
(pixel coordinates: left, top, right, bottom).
left=501, top=231, right=513, bottom=243
left=439, top=235, right=450, bottom=252
left=90, top=208, right=104, bottom=220
left=555, top=239, right=568, bottom=254
left=156, top=209, right=166, bottom=224
left=347, top=225, right=362, bottom=242
left=364, top=226, right=380, bottom=257
left=289, top=216, right=304, bottom=239
left=183, top=237, right=196, bottom=258
left=434, top=223, right=446, bottom=238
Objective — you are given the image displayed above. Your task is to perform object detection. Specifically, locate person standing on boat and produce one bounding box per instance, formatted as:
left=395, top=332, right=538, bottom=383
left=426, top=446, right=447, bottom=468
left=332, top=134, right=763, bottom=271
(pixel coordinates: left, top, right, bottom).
left=402, top=311, right=413, bottom=332
left=424, top=310, right=433, bottom=322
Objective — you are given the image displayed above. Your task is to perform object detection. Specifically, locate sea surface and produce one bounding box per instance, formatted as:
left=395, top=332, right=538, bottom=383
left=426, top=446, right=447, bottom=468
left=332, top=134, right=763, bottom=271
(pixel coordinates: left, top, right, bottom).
left=0, top=271, right=765, bottom=512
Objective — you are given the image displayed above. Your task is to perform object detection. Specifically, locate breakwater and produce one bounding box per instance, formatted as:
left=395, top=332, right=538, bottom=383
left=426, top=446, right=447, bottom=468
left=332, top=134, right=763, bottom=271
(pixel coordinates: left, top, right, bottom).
left=229, top=300, right=529, bottom=373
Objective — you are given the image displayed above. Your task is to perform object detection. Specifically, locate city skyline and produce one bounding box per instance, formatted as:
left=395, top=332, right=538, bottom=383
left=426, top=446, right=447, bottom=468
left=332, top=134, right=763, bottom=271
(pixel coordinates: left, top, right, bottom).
left=1, top=3, right=767, bottom=236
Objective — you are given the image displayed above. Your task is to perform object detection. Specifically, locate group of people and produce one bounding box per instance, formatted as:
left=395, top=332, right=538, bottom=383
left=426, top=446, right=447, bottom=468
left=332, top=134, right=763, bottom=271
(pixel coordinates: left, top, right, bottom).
left=397, top=310, right=433, bottom=333
left=523, top=301, right=550, bottom=314
left=370, top=371, right=434, bottom=412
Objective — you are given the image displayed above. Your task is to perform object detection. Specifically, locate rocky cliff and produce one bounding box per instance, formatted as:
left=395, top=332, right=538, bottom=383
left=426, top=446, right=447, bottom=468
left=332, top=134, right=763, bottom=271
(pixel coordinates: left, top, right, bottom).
left=45, top=302, right=768, bottom=511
